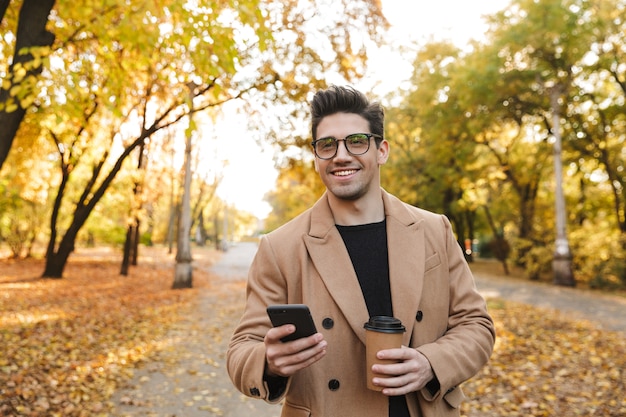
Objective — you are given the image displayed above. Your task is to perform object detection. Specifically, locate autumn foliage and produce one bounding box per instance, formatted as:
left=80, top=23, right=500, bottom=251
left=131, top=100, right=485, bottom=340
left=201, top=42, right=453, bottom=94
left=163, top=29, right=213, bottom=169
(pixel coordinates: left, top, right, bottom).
left=463, top=299, right=626, bottom=416
left=0, top=247, right=216, bottom=416
left=1, top=247, right=625, bottom=416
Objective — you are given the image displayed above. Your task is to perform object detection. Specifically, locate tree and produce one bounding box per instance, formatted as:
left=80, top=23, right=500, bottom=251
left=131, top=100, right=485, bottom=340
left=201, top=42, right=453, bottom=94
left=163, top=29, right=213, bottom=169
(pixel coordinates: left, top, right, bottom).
left=264, top=157, right=324, bottom=232
left=383, top=0, right=626, bottom=286
left=0, top=0, right=388, bottom=278
left=120, top=141, right=146, bottom=276
left=0, top=0, right=55, bottom=170
left=383, top=42, right=482, bottom=258
left=38, top=0, right=274, bottom=278
left=172, top=84, right=196, bottom=289
left=480, top=0, right=621, bottom=285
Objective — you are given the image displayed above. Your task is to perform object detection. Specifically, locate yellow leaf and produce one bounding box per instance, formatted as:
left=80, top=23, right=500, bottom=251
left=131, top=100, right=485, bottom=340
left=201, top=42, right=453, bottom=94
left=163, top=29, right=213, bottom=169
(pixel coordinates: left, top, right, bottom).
left=5, top=102, right=18, bottom=113
left=589, top=356, right=602, bottom=366
left=20, top=96, right=35, bottom=109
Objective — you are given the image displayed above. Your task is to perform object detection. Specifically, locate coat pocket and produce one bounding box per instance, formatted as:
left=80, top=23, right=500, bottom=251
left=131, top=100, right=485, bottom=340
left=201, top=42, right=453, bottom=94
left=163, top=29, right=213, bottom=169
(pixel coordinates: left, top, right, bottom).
left=281, top=401, right=312, bottom=417
left=424, top=252, right=441, bottom=273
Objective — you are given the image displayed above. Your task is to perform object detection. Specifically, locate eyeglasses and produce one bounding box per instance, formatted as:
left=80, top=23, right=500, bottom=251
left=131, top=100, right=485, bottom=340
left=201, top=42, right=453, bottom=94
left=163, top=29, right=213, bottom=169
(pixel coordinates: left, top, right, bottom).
left=311, top=133, right=382, bottom=160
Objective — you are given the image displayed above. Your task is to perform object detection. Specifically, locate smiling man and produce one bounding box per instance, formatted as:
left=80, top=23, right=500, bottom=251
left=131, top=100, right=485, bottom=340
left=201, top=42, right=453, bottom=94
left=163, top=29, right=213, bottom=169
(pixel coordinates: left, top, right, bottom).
left=227, top=85, right=495, bottom=417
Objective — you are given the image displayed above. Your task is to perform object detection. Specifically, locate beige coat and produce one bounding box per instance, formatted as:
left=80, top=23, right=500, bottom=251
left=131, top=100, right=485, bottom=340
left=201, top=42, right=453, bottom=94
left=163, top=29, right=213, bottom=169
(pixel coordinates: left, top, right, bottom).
left=227, top=190, right=495, bottom=417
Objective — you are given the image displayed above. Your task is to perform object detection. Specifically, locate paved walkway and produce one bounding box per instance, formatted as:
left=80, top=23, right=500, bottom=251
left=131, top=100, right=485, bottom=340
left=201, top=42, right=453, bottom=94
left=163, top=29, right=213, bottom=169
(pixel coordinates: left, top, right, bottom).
left=111, top=243, right=281, bottom=417
left=111, top=243, right=626, bottom=416
left=471, top=260, right=626, bottom=333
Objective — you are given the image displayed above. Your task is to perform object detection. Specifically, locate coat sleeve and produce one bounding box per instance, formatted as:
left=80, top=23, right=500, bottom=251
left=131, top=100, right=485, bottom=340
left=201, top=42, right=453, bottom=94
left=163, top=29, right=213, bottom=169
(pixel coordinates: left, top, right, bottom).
left=226, top=235, right=293, bottom=404
left=416, top=215, right=496, bottom=403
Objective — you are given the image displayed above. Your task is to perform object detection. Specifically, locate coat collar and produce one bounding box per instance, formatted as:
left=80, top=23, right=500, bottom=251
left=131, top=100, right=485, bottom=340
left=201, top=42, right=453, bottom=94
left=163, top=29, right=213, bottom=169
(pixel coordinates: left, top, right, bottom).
left=304, top=189, right=426, bottom=345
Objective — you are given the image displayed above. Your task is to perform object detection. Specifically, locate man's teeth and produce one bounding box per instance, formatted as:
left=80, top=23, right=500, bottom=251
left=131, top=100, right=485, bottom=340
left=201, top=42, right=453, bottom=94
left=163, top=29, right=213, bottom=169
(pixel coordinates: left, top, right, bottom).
left=334, top=170, right=357, bottom=176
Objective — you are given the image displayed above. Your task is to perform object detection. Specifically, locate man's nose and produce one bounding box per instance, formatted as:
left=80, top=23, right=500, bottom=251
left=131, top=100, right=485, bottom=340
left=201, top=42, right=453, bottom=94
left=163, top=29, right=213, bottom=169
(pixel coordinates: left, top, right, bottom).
left=334, top=139, right=352, bottom=159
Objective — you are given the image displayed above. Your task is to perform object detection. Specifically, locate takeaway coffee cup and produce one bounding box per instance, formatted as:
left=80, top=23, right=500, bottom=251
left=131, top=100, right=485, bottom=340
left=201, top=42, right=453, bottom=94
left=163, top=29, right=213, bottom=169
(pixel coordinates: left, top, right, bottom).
left=364, top=316, right=406, bottom=391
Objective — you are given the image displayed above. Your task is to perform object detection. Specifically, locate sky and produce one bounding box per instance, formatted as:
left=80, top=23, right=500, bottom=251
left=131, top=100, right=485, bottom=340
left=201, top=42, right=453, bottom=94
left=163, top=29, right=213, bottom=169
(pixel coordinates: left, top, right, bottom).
left=214, top=0, right=511, bottom=219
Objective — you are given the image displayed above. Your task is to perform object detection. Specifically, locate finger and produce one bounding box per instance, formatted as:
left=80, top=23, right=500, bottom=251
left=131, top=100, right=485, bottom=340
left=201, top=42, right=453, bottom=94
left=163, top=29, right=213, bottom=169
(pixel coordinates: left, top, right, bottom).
left=287, top=341, right=328, bottom=367
left=372, top=361, right=407, bottom=376
left=282, top=334, right=327, bottom=359
left=374, top=374, right=419, bottom=397
left=269, top=338, right=328, bottom=376
left=377, top=346, right=413, bottom=361
left=266, top=324, right=296, bottom=343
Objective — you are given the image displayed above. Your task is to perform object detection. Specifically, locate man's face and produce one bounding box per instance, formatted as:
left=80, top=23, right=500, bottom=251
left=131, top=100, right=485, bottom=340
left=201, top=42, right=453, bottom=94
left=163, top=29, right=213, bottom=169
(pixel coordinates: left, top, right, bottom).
left=313, top=112, right=388, bottom=201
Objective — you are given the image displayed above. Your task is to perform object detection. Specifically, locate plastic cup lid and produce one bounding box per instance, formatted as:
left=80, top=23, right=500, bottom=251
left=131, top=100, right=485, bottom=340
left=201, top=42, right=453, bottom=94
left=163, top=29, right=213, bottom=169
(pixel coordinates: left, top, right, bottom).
left=363, top=315, right=406, bottom=333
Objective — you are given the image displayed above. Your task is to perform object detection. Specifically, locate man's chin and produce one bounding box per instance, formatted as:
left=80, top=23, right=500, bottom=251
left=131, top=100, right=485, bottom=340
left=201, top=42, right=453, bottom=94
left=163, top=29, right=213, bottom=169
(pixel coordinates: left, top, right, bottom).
left=329, top=185, right=365, bottom=201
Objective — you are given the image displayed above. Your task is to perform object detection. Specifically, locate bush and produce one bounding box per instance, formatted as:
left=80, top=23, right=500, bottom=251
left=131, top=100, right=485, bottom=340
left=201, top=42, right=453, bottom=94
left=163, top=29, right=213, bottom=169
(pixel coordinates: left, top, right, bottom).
left=507, top=237, right=553, bottom=281
left=522, top=245, right=553, bottom=280
left=589, top=257, right=626, bottom=290
left=569, top=222, right=626, bottom=290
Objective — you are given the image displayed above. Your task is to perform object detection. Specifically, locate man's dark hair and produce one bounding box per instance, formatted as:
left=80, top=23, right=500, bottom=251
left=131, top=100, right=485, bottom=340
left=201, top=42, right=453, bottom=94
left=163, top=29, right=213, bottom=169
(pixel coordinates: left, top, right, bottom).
left=310, top=85, right=384, bottom=141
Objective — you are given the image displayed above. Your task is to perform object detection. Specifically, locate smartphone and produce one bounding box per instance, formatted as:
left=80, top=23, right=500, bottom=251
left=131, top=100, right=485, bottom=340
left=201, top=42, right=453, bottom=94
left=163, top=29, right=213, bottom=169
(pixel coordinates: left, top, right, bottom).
left=267, top=304, right=318, bottom=342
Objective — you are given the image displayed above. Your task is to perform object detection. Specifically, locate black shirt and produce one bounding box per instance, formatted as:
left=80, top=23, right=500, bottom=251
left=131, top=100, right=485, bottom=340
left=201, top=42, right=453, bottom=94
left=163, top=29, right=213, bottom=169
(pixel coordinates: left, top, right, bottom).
left=337, top=220, right=410, bottom=417
left=336, top=220, right=392, bottom=317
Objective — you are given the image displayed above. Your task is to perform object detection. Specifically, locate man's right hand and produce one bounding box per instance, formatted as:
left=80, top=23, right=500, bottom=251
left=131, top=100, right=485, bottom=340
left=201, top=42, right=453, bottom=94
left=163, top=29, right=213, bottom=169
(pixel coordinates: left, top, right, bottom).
left=264, top=325, right=328, bottom=377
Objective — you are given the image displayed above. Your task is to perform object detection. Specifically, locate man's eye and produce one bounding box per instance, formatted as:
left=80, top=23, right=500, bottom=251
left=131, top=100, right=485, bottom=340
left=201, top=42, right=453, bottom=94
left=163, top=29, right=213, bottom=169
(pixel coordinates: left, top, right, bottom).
left=320, top=139, right=335, bottom=148
left=348, top=134, right=368, bottom=144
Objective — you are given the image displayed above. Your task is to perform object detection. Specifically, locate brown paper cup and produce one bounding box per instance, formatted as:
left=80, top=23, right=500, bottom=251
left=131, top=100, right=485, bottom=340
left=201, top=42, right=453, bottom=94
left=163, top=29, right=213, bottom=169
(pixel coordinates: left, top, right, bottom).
left=364, top=316, right=406, bottom=391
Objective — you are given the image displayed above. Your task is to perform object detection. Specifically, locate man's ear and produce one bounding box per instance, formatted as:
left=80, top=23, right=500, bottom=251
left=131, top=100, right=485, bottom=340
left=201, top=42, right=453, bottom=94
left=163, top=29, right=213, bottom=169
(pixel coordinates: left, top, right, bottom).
left=377, top=140, right=390, bottom=165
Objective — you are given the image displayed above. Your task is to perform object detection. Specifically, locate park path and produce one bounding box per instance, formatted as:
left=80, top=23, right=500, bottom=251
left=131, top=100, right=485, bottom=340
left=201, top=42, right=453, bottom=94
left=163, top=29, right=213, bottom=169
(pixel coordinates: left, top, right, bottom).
left=111, top=242, right=626, bottom=417
left=110, top=242, right=281, bottom=417
left=471, top=260, right=626, bottom=333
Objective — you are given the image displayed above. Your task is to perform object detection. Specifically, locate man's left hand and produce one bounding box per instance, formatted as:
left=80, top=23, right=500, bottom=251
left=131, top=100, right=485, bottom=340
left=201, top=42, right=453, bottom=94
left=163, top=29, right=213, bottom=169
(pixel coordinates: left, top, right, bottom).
left=371, top=346, right=434, bottom=396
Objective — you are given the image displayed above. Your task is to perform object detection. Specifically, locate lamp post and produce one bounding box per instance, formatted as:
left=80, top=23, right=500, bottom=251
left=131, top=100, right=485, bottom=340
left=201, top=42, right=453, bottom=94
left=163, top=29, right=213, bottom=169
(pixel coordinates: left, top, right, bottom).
left=550, top=85, right=575, bottom=286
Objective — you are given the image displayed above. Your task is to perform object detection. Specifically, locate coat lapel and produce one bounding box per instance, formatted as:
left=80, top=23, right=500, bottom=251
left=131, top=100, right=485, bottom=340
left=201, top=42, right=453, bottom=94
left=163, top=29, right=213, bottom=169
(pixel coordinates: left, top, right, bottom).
left=303, top=190, right=426, bottom=347
left=304, top=194, right=370, bottom=343
left=383, top=192, right=426, bottom=347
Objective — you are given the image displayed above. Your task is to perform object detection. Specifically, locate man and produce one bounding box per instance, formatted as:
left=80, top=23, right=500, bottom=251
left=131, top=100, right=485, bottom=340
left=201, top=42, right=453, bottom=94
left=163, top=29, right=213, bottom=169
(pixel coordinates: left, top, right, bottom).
left=227, top=85, right=495, bottom=416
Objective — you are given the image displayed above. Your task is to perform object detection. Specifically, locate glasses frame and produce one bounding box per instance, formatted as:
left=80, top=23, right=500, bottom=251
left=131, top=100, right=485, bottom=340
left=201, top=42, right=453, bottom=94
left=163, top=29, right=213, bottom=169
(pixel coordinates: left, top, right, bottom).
left=311, top=133, right=383, bottom=160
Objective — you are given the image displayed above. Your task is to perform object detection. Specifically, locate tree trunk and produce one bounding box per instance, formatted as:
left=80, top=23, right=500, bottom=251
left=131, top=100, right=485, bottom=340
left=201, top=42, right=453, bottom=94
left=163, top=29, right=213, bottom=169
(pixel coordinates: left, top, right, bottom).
left=120, top=142, right=145, bottom=274
left=0, top=0, right=55, bottom=169
left=173, top=91, right=195, bottom=289
left=196, top=212, right=206, bottom=247
left=483, top=205, right=510, bottom=275
left=42, top=133, right=150, bottom=278
left=132, top=219, right=140, bottom=265
left=173, top=262, right=192, bottom=289
left=214, top=215, right=220, bottom=250
left=167, top=205, right=176, bottom=255
left=1, top=0, right=11, bottom=22
left=42, top=222, right=78, bottom=278
left=120, top=225, right=133, bottom=276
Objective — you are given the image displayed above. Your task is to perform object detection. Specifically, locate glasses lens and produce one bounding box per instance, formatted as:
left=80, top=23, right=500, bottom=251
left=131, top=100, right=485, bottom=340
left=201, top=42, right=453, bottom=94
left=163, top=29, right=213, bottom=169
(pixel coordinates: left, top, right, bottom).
left=345, top=134, right=370, bottom=155
left=313, top=134, right=375, bottom=159
left=315, top=138, right=337, bottom=158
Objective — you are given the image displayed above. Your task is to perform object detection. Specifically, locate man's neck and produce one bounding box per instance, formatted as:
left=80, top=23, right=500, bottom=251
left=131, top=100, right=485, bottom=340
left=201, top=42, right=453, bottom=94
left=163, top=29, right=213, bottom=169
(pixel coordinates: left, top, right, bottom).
left=328, top=189, right=385, bottom=226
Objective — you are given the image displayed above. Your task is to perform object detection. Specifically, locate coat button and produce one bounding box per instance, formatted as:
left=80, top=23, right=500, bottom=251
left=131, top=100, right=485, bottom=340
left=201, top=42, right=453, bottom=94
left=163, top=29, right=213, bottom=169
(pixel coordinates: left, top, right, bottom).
left=250, top=387, right=260, bottom=397
left=322, top=317, right=334, bottom=329
left=328, top=379, right=340, bottom=391
left=416, top=311, right=424, bottom=322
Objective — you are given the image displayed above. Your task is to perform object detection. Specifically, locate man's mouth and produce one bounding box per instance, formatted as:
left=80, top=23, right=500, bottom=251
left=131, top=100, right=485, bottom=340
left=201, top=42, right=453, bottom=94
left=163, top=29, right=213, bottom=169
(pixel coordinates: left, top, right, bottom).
left=333, top=169, right=358, bottom=177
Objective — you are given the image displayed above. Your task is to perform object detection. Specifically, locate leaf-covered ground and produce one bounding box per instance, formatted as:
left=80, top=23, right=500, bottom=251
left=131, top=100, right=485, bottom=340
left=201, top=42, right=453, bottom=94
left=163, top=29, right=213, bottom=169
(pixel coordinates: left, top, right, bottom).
left=1, top=247, right=625, bottom=416
left=0, top=247, right=217, bottom=417
left=462, top=299, right=626, bottom=416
